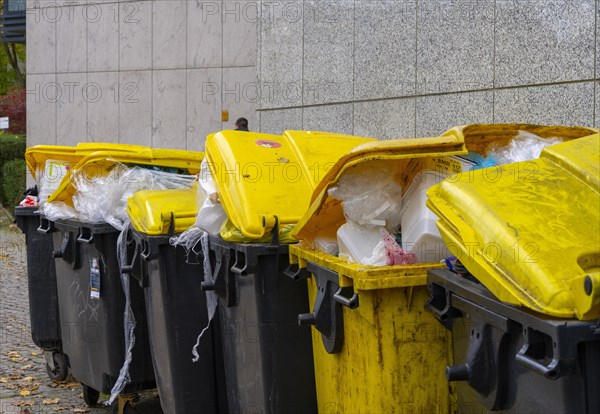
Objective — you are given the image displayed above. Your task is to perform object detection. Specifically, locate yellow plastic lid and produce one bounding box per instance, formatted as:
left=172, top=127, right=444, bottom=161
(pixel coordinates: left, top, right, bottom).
left=427, top=131, right=600, bottom=320
left=25, top=142, right=149, bottom=179
left=454, top=123, right=597, bottom=156
left=47, top=148, right=204, bottom=205
left=127, top=186, right=199, bottom=236
left=204, top=130, right=376, bottom=240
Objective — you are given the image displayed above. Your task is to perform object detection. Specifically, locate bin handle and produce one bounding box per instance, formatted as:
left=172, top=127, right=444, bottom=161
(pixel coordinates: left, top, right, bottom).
left=333, top=287, right=359, bottom=309
left=77, top=227, right=94, bottom=244
left=515, top=344, right=561, bottom=379
left=284, top=263, right=309, bottom=281
left=38, top=217, right=54, bottom=234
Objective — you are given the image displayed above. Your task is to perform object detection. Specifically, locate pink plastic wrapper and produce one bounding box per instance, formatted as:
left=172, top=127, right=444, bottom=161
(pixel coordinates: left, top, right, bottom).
left=19, top=195, right=38, bottom=207
left=382, top=230, right=417, bottom=265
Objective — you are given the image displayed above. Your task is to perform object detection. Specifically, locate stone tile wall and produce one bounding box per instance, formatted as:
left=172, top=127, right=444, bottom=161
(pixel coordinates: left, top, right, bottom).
left=257, top=0, right=598, bottom=138
left=26, top=0, right=258, bottom=151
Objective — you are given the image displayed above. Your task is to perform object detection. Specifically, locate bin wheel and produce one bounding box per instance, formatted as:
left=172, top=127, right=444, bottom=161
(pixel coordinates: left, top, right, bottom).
left=82, top=384, right=100, bottom=406
left=111, top=400, right=135, bottom=414
left=45, top=352, right=68, bottom=382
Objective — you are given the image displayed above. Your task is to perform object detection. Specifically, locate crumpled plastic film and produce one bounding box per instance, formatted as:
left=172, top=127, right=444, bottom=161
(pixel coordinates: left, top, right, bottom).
left=194, top=159, right=228, bottom=234
left=42, top=164, right=195, bottom=229
left=191, top=231, right=218, bottom=363
left=107, top=222, right=138, bottom=406
left=38, top=201, right=78, bottom=221
left=73, top=165, right=195, bottom=230
left=169, top=229, right=218, bottom=362
left=489, top=130, right=563, bottom=165
left=169, top=226, right=205, bottom=252
left=328, top=161, right=403, bottom=233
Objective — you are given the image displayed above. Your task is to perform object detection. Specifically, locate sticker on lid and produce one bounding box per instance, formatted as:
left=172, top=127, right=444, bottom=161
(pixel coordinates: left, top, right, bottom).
left=89, top=258, right=101, bottom=300
left=255, top=140, right=282, bottom=149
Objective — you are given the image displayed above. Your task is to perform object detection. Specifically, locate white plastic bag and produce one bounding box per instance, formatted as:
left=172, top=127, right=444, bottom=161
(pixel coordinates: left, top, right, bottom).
left=193, top=159, right=228, bottom=235
left=328, top=161, right=403, bottom=232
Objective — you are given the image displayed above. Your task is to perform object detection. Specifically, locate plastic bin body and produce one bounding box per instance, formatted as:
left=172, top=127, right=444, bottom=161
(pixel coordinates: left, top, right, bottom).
left=427, top=269, right=600, bottom=414
left=206, top=235, right=317, bottom=414
left=50, top=219, right=155, bottom=394
left=14, top=207, right=61, bottom=350
left=288, top=246, right=454, bottom=413
left=130, top=231, right=227, bottom=414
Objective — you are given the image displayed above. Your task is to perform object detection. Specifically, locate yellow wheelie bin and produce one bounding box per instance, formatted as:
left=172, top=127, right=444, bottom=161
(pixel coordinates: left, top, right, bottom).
left=286, top=124, right=598, bottom=413
left=426, top=131, right=600, bottom=413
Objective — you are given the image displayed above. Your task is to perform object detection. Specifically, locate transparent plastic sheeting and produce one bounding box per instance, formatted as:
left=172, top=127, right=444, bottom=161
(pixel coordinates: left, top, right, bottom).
left=167, top=229, right=217, bottom=362
left=168, top=159, right=222, bottom=362
left=40, top=165, right=196, bottom=230
left=328, top=161, right=403, bottom=233
left=195, top=159, right=228, bottom=235
left=490, top=131, right=562, bottom=165
left=107, top=221, right=138, bottom=405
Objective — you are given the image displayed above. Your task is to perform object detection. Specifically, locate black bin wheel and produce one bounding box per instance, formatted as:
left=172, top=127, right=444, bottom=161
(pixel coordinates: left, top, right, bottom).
left=82, top=383, right=100, bottom=406
left=45, top=352, right=68, bottom=382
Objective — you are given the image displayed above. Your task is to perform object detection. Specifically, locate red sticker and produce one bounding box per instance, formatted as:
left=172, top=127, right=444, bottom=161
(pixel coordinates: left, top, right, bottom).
left=255, top=140, right=282, bottom=149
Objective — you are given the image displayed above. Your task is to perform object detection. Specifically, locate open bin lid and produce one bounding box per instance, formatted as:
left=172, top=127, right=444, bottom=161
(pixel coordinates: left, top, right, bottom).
left=204, top=130, right=376, bottom=240
left=426, top=131, right=600, bottom=320
left=47, top=148, right=204, bottom=205
left=288, top=133, right=467, bottom=289
left=25, top=142, right=149, bottom=179
left=292, top=133, right=467, bottom=243
left=452, top=123, right=596, bottom=156
left=127, top=186, right=199, bottom=236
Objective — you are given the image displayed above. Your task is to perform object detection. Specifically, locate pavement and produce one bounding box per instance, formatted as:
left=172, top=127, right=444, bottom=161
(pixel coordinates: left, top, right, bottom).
left=0, top=207, right=161, bottom=414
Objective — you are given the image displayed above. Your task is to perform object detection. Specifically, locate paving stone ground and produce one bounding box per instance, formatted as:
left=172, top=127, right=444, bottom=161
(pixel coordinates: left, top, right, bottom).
left=0, top=209, right=161, bottom=414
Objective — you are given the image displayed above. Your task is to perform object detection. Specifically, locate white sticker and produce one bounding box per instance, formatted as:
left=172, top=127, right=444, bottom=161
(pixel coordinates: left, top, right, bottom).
left=90, top=258, right=101, bottom=299
left=0, top=117, right=8, bottom=130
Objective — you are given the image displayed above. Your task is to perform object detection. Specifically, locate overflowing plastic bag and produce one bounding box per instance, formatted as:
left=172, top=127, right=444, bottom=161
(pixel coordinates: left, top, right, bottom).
left=170, top=159, right=227, bottom=250
left=328, top=162, right=403, bottom=232
left=41, top=164, right=195, bottom=230
left=326, top=161, right=416, bottom=266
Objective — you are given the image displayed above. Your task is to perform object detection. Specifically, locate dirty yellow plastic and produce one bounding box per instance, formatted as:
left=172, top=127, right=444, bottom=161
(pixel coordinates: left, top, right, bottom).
left=285, top=132, right=469, bottom=413
left=47, top=148, right=204, bottom=206
left=286, top=124, right=598, bottom=412
left=427, top=131, right=600, bottom=320
left=204, top=130, right=375, bottom=240
left=219, top=219, right=297, bottom=244
left=127, top=186, right=199, bottom=236
left=449, top=123, right=596, bottom=156
left=25, top=142, right=148, bottom=179
left=289, top=244, right=453, bottom=413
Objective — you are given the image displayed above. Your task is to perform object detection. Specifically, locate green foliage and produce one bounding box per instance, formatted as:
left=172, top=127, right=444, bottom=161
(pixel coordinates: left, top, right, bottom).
left=2, top=158, right=26, bottom=207
left=0, top=133, right=26, bottom=205
left=0, top=43, right=25, bottom=95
